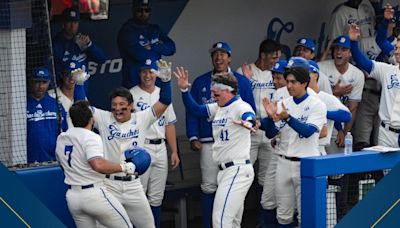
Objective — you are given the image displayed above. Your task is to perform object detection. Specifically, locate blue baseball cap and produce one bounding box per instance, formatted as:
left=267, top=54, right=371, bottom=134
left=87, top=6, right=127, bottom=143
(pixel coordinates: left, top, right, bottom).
left=271, top=60, right=288, bottom=74
left=308, top=60, right=320, bottom=74
left=209, top=42, right=232, bottom=56
left=286, top=57, right=310, bottom=71
left=62, top=60, right=83, bottom=76
left=132, top=0, right=151, bottom=8
left=296, top=38, right=316, bottom=52
left=332, top=35, right=350, bottom=49
left=139, top=59, right=158, bottom=73
left=32, top=68, right=51, bottom=81
left=62, top=7, right=80, bottom=22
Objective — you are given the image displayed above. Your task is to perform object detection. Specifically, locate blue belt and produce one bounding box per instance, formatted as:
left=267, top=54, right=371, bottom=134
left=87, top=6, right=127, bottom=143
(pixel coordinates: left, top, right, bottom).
left=218, top=159, right=251, bottom=170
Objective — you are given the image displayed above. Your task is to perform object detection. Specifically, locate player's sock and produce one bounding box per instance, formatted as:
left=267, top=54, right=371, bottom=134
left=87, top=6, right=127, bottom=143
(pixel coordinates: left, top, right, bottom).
left=151, top=205, right=161, bottom=228
left=201, top=192, right=215, bottom=228
left=265, top=208, right=278, bottom=226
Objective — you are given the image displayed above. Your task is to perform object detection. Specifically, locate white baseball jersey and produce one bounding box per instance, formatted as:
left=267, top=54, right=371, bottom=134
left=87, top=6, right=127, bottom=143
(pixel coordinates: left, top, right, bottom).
left=206, top=97, right=254, bottom=164
left=130, top=86, right=177, bottom=139
left=237, top=64, right=275, bottom=118
left=318, top=71, right=333, bottom=94
left=318, top=60, right=365, bottom=103
left=92, top=107, right=157, bottom=170
left=49, top=87, right=74, bottom=127
left=56, top=127, right=104, bottom=185
left=272, top=87, right=317, bottom=102
left=317, top=91, right=350, bottom=147
left=275, top=95, right=327, bottom=157
left=369, top=61, right=400, bottom=124
left=328, top=0, right=380, bottom=59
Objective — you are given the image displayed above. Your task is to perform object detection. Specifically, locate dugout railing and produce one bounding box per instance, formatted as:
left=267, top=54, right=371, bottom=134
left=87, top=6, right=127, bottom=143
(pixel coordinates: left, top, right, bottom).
left=301, top=150, right=400, bottom=228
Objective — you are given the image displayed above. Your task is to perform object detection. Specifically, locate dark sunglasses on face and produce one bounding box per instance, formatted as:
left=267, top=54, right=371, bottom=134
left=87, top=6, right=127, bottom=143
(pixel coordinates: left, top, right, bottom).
left=136, top=8, right=151, bottom=13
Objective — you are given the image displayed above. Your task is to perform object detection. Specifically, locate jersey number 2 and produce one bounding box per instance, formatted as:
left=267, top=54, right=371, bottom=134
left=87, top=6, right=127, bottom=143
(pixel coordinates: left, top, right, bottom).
left=64, top=145, right=73, bottom=167
left=220, top=129, right=229, bottom=141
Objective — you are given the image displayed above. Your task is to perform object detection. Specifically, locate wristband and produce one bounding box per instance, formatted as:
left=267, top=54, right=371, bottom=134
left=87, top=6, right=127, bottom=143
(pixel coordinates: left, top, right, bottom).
left=180, top=88, right=189, bottom=92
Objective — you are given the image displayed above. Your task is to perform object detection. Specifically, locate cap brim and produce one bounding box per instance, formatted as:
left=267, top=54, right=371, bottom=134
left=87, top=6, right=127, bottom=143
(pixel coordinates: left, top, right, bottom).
left=209, top=48, right=231, bottom=55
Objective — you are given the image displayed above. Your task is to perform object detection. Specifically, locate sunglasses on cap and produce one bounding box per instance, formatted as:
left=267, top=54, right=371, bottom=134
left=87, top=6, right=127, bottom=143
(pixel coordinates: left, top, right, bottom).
left=136, top=7, right=151, bottom=13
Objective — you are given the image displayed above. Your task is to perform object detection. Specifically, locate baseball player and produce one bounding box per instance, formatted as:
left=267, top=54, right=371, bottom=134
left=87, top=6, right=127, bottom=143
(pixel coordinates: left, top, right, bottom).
left=185, top=41, right=255, bottom=228
left=176, top=67, right=256, bottom=228
left=260, top=66, right=327, bottom=226
left=55, top=100, right=133, bottom=228
left=293, top=37, right=333, bottom=95
left=129, top=59, right=179, bottom=228
left=318, top=35, right=365, bottom=153
left=237, top=39, right=281, bottom=228
left=74, top=58, right=172, bottom=228
left=308, top=60, right=352, bottom=154
left=349, top=23, right=400, bottom=147
left=327, top=0, right=381, bottom=151
left=27, top=67, right=67, bottom=163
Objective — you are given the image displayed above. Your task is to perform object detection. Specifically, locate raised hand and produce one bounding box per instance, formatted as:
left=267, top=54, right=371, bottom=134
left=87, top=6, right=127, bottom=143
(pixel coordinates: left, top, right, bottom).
left=71, top=68, right=90, bottom=85
left=173, top=66, right=191, bottom=90
left=157, top=59, right=172, bottom=82
left=348, top=23, right=360, bottom=41
left=241, top=63, right=253, bottom=80
left=262, top=97, right=277, bottom=118
left=384, top=3, right=394, bottom=20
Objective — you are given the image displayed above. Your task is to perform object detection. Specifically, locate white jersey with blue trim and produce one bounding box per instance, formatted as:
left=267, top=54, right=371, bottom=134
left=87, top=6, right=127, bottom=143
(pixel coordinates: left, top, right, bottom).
left=206, top=97, right=254, bottom=164
left=275, top=95, right=327, bottom=158
left=92, top=107, right=157, bottom=170
left=318, top=60, right=365, bottom=103
left=317, top=91, right=350, bottom=146
left=272, top=87, right=317, bottom=102
left=370, top=61, right=400, bottom=124
left=130, top=86, right=177, bottom=139
left=56, top=127, right=105, bottom=186
left=237, top=63, right=275, bottom=119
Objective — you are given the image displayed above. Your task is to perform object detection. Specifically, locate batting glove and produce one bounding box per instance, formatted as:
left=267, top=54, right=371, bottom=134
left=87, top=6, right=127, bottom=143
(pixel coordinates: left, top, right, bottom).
left=71, top=68, right=90, bottom=85
left=156, top=59, right=172, bottom=82
left=120, top=161, right=136, bottom=176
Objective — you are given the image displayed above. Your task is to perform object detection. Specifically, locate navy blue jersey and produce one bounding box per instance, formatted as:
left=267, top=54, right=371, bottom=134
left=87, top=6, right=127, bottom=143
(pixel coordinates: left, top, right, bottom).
left=52, top=32, right=106, bottom=80
left=27, top=93, right=67, bottom=163
left=186, top=71, right=256, bottom=142
left=117, top=19, right=176, bottom=88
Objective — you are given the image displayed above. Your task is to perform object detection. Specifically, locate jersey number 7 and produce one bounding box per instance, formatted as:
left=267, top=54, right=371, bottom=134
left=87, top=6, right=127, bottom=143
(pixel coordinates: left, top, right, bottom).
left=64, top=145, right=73, bottom=167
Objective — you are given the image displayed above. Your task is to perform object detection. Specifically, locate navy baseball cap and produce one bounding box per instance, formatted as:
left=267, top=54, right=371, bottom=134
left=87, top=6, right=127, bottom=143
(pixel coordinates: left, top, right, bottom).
left=139, top=59, right=158, bottom=73
left=62, top=7, right=80, bottom=22
left=296, top=38, right=316, bottom=52
left=271, top=60, right=288, bottom=74
left=32, top=68, right=51, bottom=81
left=332, top=35, right=350, bottom=49
left=308, top=60, right=320, bottom=74
left=209, top=42, right=232, bottom=56
left=286, top=57, right=310, bottom=71
left=132, top=0, right=150, bottom=8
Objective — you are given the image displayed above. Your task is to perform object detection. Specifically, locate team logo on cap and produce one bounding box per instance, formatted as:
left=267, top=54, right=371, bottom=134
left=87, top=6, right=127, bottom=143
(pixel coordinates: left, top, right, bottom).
left=275, top=63, right=280, bottom=68
left=300, top=39, right=306, bottom=44
left=38, top=70, right=45, bottom=76
left=145, top=59, right=152, bottom=65
left=340, top=37, right=346, bottom=43
left=287, top=60, right=294, bottom=67
left=216, top=43, right=223, bottom=48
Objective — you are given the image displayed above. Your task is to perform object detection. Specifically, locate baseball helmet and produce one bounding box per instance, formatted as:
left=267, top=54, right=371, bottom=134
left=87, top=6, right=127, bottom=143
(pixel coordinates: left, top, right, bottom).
left=286, top=56, right=310, bottom=71
left=123, top=147, right=151, bottom=175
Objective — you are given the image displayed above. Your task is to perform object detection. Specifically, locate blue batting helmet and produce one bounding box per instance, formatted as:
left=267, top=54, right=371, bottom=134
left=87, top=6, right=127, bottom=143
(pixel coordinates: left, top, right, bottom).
left=123, top=147, right=151, bottom=175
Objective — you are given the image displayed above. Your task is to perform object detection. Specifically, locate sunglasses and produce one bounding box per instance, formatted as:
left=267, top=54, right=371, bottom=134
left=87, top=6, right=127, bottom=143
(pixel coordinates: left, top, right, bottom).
left=136, top=8, right=151, bottom=13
